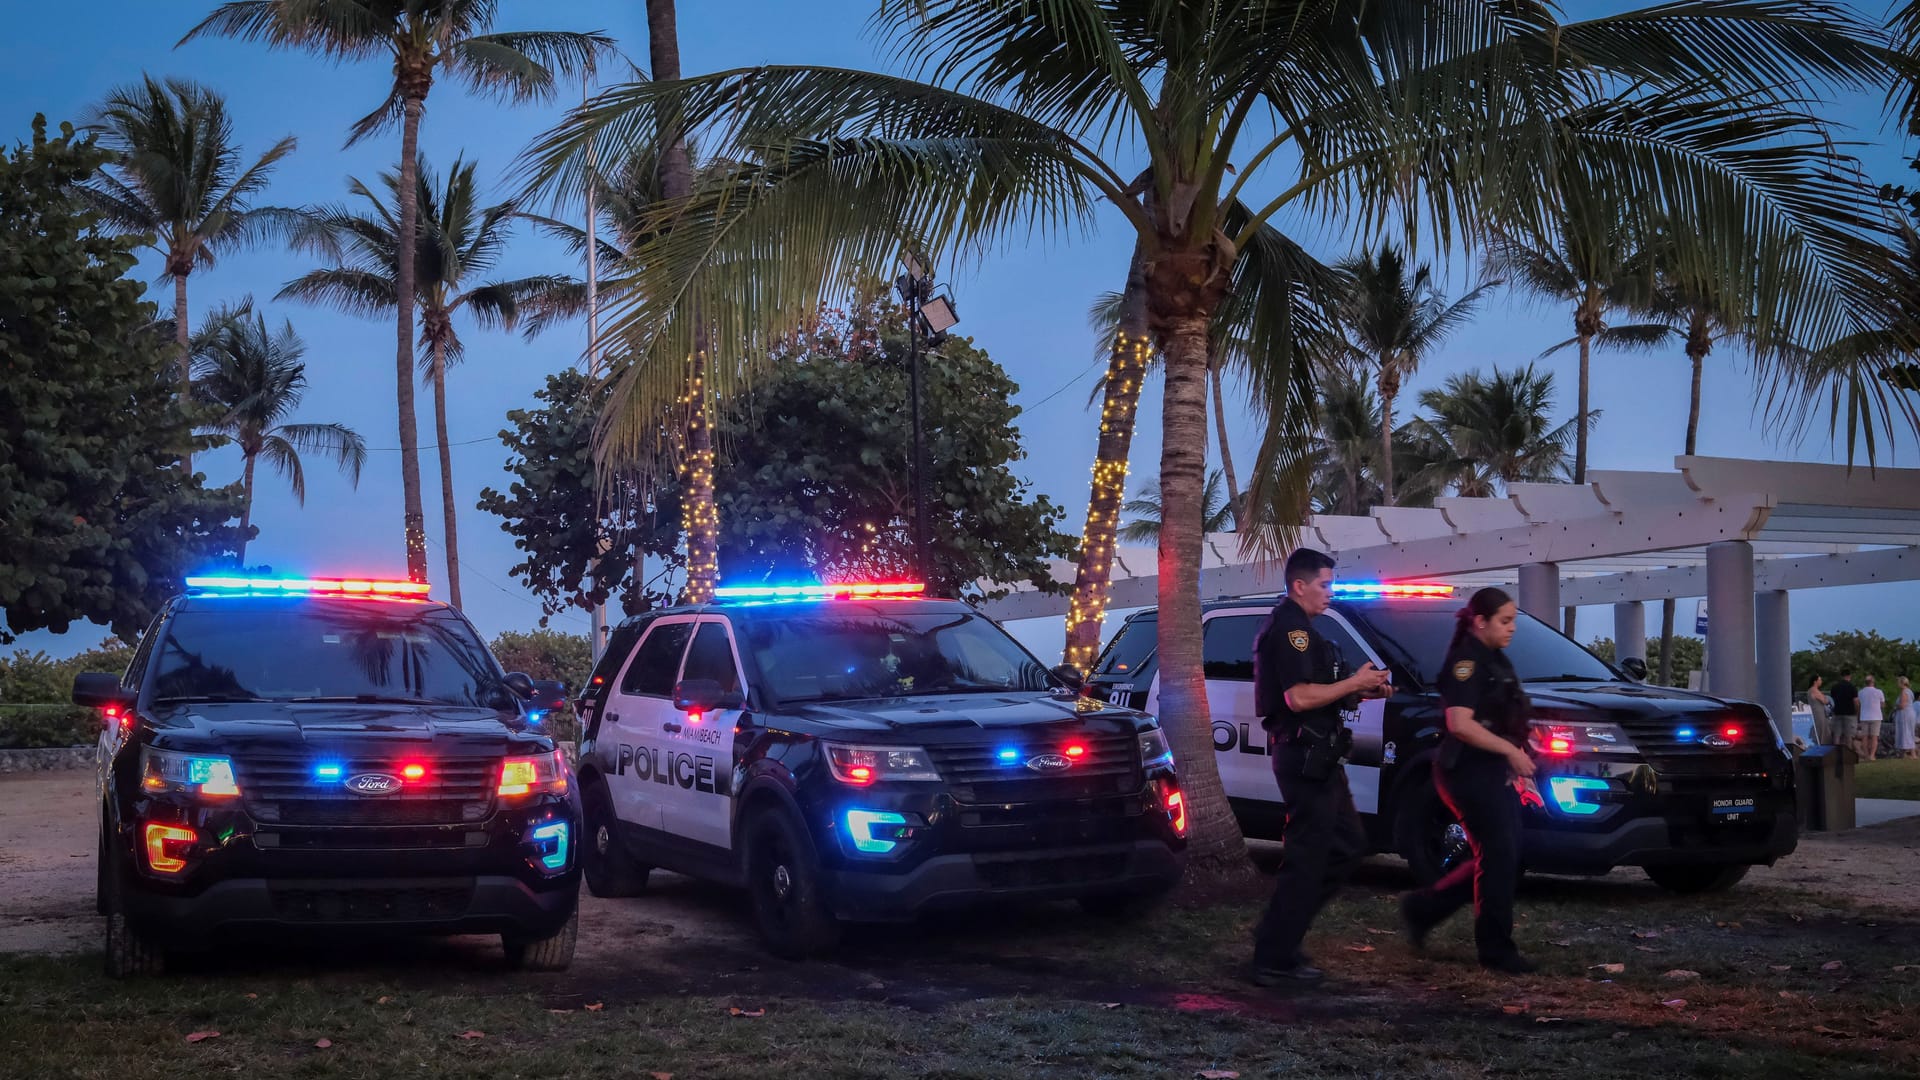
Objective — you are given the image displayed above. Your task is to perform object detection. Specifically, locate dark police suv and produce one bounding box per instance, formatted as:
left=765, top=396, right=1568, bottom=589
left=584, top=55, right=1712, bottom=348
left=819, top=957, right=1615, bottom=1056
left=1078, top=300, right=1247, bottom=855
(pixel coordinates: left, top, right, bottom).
left=573, top=582, right=1187, bottom=958
left=74, top=575, right=579, bottom=977
left=1087, top=584, right=1796, bottom=893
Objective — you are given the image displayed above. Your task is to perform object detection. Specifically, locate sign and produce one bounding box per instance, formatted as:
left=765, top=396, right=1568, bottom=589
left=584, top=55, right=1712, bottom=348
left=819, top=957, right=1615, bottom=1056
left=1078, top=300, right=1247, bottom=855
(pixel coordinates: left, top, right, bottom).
left=1695, top=600, right=1709, bottom=635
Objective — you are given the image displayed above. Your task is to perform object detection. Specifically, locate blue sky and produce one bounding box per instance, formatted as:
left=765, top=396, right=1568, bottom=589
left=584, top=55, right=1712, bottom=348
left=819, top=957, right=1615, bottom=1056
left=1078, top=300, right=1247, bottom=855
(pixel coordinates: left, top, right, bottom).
left=6, top=1, right=1920, bottom=662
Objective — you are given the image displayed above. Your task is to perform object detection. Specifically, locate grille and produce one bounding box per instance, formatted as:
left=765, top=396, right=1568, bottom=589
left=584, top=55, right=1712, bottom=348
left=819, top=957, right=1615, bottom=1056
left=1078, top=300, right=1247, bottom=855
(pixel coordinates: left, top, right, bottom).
left=235, top=753, right=496, bottom=825
left=1616, top=716, right=1770, bottom=764
left=255, top=827, right=486, bottom=852
left=973, top=847, right=1130, bottom=889
left=928, top=730, right=1141, bottom=802
left=267, top=883, right=475, bottom=922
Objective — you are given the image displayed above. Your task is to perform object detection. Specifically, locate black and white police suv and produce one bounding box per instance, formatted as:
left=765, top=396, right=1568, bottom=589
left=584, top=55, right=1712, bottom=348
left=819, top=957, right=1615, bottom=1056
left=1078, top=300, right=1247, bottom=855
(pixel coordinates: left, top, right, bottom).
left=572, top=582, right=1188, bottom=958
left=75, top=575, right=580, bottom=977
left=1086, top=582, right=1797, bottom=894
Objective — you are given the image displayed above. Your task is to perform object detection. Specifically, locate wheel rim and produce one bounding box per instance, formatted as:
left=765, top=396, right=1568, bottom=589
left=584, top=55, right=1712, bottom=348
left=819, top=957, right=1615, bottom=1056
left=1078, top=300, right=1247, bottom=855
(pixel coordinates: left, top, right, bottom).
left=595, top=823, right=612, bottom=858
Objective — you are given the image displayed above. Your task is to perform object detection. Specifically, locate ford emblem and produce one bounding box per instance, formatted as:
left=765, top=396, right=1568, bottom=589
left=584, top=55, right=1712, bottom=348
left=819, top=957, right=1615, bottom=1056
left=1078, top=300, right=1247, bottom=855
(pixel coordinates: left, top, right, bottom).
left=1701, top=734, right=1733, bottom=748
left=345, top=772, right=402, bottom=796
left=1025, top=753, right=1072, bottom=773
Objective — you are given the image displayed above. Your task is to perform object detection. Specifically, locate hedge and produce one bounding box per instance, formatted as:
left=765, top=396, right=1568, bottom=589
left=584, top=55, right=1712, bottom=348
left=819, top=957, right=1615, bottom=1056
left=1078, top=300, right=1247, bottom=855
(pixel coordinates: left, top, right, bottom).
left=0, top=705, right=100, bottom=749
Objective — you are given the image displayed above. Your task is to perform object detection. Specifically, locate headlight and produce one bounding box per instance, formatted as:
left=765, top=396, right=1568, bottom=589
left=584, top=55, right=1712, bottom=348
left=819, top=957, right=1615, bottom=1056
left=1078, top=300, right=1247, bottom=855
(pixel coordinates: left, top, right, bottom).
left=824, top=743, right=941, bottom=785
left=498, top=750, right=570, bottom=798
left=140, top=747, right=241, bottom=798
left=1529, top=720, right=1637, bottom=757
left=1138, top=727, right=1175, bottom=770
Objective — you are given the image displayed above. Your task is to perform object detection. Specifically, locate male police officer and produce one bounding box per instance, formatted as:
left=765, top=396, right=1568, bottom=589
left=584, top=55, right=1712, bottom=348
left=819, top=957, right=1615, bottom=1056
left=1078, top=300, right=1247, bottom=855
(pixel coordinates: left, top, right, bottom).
left=1249, top=548, right=1391, bottom=986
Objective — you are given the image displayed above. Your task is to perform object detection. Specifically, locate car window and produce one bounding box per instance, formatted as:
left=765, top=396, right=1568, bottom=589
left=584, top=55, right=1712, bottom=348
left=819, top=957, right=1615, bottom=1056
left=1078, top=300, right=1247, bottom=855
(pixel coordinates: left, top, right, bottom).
left=1344, top=603, right=1616, bottom=686
left=1313, top=613, right=1376, bottom=679
left=740, top=605, right=1051, bottom=703
left=1094, top=617, right=1157, bottom=676
left=680, top=622, right=741, bottom=696
left=620, top=621, right=694, bottom=697
left=585, top=620, right=648, bottom=699
left=149, top=601, right=506, bottom=706
left=122, top=614, right=164, bottom=692
left=1202, top=614, right=1263, bottom=681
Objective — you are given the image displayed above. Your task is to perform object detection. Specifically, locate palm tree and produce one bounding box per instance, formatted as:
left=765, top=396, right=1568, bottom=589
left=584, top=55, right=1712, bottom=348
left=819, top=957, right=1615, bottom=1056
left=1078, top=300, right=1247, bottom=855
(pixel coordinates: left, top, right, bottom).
left=1334, top=246, right=1496, bottom=505
left=82, top=74, right=297, bottom=473
left=1308, top=372, right=1384, bottom=517
left=527, top=2, right=1902, bottom=871
left=190, top=301, right=366, bottom=565
left=1117, top=470, right=1234, bottom=547
left=1403, top=366, right=1580, bottom=499
left=185, top=1, right=614, bottom=585
left=281, top=156, right=577, bottom=609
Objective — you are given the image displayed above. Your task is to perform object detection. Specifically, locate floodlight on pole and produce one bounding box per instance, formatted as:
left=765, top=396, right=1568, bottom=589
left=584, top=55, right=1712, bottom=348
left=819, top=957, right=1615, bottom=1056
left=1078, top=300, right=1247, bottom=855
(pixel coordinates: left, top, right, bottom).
left=897, top=255, right=960, bottom=587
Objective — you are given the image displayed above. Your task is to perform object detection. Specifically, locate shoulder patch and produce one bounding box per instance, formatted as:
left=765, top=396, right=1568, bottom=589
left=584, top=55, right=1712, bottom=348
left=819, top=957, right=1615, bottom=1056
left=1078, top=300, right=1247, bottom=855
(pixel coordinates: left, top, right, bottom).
left=1452, top=659, right=1476, bottom=681
left=1287, top=630, right=1310, bottom=652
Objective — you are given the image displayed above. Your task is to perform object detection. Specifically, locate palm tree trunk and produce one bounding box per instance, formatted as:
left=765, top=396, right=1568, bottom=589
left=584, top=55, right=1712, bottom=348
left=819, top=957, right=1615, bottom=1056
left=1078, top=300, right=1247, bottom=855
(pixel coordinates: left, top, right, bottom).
left=175, top=273, right=193, bottom=474
left=1062, top=244, right=1150, bottom=671
left=1685, top=308, right=1708, bottom=457
left=1574, top=329, right=1592, bottom=484
left=1208, top=356, right=1242, bottom=529
left=646, top=0, right=715, bottom=603
left=1659, top=599, right=1677, bottom=686
left=1147, top=252, right=1245, bottom=874
left=236, top=450, right=255, bottom=567
left=395, top=96, right=429, bottom=585
left=431, top=339, right=462, bottom=609
left=1378, top=361, right=1396, bottom=506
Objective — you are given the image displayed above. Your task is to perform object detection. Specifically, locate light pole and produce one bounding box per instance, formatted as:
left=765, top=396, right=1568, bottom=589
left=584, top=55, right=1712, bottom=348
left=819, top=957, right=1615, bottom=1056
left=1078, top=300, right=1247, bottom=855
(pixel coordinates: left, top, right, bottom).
left=894, top=257, right=959, bottom=587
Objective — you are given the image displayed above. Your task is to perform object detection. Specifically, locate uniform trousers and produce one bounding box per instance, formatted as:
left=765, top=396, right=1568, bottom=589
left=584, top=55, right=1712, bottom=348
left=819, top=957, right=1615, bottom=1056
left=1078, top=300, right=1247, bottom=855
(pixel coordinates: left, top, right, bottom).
left=1403, top=754, right=1523, bottom=961
left=1252, top=735, right=1367, bottom=969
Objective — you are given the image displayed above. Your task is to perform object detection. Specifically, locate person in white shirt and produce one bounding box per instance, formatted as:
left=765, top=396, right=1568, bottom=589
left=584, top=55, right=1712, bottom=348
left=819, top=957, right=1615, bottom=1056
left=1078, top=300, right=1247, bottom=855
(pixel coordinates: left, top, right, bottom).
left=1857, top=676, right=1886, bottom=761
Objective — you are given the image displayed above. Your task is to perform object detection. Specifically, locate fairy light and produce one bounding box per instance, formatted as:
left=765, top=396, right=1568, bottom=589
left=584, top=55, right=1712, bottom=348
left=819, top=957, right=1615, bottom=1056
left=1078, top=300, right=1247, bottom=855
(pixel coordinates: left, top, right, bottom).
left=679, top=351, right=720, bottom=603
left=1063, top=330, right=1149, bottom=670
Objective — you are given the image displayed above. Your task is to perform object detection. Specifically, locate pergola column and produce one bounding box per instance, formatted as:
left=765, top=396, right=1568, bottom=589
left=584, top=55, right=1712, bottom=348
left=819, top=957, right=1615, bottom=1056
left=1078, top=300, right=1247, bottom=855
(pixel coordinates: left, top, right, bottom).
left=1613, top=601, right=1647, bottom=666
left=1706, top=541, right=1758, bottom=704
left=1756, top=589, right=1793, bottom=741
left=1517, top=562, right=1560, bottom=625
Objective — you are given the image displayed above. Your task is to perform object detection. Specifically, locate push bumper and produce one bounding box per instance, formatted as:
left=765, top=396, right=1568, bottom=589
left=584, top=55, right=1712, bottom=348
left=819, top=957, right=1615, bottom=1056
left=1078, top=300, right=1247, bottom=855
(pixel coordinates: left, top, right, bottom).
left=824, top=839, right=1182, bottom=921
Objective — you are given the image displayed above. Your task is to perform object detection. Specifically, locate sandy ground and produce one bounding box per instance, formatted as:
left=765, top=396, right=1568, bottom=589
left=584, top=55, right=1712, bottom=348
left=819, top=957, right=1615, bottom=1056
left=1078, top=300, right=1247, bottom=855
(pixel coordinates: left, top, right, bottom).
left=4, top=770, right=1915, bottom=962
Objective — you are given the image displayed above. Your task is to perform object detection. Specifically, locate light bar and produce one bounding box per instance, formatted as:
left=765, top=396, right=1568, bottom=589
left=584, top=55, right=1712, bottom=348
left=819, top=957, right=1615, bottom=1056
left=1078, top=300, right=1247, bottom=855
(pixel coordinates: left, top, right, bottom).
left=185, top=575, right=432, bottom=598
left=711, top=582, right=927, bottom=601
left=1330, top=582, right=1455, bottom=598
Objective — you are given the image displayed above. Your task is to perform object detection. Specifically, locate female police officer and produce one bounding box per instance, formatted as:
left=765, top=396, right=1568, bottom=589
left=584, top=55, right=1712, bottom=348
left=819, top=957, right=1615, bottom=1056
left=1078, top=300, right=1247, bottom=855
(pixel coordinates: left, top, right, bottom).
left=1399, top=587, right=1539, bottom=974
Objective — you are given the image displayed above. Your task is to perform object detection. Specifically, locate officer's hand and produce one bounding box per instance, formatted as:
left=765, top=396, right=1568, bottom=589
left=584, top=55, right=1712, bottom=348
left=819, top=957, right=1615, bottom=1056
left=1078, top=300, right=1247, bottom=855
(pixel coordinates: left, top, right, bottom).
left=1507, top=747, right=1538, bottom=778
left=1353, top=662, right=1390, bottom=692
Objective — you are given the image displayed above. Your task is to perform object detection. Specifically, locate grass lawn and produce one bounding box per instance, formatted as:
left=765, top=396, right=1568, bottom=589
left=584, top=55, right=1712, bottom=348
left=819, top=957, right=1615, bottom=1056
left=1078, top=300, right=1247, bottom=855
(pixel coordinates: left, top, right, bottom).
left=1856, top=758, right=1920, bottom=801
left=4, top=873, right=1917, bottom=1079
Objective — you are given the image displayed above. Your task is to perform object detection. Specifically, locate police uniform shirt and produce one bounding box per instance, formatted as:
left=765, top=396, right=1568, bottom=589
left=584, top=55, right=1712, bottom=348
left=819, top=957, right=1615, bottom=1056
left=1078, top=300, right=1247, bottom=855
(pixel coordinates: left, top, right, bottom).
left=1439, top=636, right=1528, bottom=763
left=1253, top=598, right=1340, bottom=731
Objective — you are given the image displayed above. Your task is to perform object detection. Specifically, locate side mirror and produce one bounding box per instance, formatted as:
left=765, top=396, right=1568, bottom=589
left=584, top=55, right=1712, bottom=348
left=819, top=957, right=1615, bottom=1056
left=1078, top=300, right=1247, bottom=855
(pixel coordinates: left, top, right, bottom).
left=1620, top=657, right=1649, bottom=682
left=673, top=678, right=745, bottom=712
left=73, top=672, right=131, bottom=709
left=1050, top=663, right=1086, bottom=691
left=502, top=672, right=538, bottom=699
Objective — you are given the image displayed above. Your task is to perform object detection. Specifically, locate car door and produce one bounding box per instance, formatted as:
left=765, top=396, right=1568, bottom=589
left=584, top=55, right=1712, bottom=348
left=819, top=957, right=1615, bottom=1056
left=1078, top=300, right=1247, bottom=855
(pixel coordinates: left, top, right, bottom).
left=1314, top=610, right=1389, bottom=817
left=655, top=616, right=745, bottom=852
left=1199, top=609, right=1272, bottom=801
left=601, top=616, right=697, bottom=832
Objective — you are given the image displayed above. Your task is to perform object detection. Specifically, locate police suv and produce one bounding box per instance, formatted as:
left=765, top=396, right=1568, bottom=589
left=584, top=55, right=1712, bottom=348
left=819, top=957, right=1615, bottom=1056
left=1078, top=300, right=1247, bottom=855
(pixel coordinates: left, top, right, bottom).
left=573, top=582, right=1188, bottom=959
left=75, top=575, right=579, bottom=977
left=1087, top=584, right=1797, bottom=893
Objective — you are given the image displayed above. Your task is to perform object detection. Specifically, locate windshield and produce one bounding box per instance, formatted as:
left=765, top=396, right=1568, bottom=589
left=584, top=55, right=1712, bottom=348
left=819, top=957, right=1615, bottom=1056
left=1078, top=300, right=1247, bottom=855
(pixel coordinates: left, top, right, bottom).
left=1093, top=616, right=1158, bottom=677
left=740, top=606, right=1053, bottom=703
left=1343, top=603, right=1618, bottom=686
left=150, top=602, right=510, bottom=707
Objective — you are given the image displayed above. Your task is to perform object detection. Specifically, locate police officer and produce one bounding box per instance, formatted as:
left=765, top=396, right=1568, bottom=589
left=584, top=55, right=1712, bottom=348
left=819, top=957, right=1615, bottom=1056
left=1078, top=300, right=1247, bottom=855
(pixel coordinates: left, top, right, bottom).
left=1249, top=548, right=1391, bottom=986
left=1399, top=586, right=1539, bottom=974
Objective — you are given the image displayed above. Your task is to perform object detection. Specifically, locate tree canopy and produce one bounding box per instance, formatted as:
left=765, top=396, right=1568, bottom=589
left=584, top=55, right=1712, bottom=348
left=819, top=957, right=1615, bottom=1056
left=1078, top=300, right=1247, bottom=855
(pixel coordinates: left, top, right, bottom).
left=0, top=116, right=245, bottom=643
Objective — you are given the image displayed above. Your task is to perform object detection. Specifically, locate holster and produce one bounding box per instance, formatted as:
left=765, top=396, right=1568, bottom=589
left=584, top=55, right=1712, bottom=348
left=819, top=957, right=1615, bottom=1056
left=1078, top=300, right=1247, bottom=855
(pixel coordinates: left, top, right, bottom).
left=1297, top=719, right=1354, bottom=781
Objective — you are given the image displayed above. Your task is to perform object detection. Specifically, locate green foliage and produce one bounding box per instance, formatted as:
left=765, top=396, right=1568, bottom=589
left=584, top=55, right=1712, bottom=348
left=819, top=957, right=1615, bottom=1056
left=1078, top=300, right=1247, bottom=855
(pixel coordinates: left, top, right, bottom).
left=0, top=116, right=246, bottom=643
left=1790, top=631, right=1920, bottom=694
left=481, top=302, right=1076, bottom=607
left=476, top=369, right=685, bottom=625
left=712, top=301, right=1077, bottom=598
left=490, top=630, right=591, bottom=690
left=1589, top=635, right=1703, bottom=688
left=0, top=706, right=99, bottom=749
left=0, top=641, right=136, bottom=704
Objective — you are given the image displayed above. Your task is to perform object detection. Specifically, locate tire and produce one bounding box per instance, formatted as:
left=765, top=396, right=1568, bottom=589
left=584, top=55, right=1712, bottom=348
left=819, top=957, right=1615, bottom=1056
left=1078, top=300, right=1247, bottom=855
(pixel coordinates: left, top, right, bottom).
left=1644, top=863, right=1750, bottom=894
left=1077, top=886, right=1172, bottom=919
left=103, top=849, right=164, bottom=978
left=581, top=779, right=649, bottom=898
left=503, top=904, right=578, bottom=972
left=1395, top=774, right=1471, bottom=887
left=745, top=807, right=841, bottom=960
left=95, top=817, right=109, bottom=916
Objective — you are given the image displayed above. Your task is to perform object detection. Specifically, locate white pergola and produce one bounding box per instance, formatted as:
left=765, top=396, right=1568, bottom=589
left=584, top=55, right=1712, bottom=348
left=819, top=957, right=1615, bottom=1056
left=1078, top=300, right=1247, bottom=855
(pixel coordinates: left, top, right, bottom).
left=982, top=456, right=1920, bottom=736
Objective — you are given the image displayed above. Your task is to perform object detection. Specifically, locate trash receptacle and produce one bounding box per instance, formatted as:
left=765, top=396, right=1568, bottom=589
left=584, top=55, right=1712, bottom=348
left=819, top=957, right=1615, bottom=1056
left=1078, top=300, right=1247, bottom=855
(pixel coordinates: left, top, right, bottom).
left=1796, top=745, right=1857, bottom=831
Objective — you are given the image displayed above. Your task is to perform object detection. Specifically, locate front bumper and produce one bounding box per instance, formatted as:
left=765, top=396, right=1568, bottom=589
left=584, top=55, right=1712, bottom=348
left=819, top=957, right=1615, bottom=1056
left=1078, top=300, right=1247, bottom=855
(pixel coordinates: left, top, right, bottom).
left=825, top=839, right=1183, bottom=920
left=1521, top=772, right=1798, bottom=875
left=114, top=793, right=580, bottom=944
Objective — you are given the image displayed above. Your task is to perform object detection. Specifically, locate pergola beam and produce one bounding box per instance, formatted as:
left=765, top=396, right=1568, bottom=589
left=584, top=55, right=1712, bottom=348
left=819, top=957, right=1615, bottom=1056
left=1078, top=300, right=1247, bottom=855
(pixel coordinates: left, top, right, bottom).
left=1558, top=546, right=1920, bottom=606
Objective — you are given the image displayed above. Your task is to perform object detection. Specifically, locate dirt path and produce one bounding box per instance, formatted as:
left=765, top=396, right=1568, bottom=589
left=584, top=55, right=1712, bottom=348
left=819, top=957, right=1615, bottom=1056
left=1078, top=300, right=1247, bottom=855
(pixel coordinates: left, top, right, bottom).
left=5, top=771, right=1915, bottom=965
